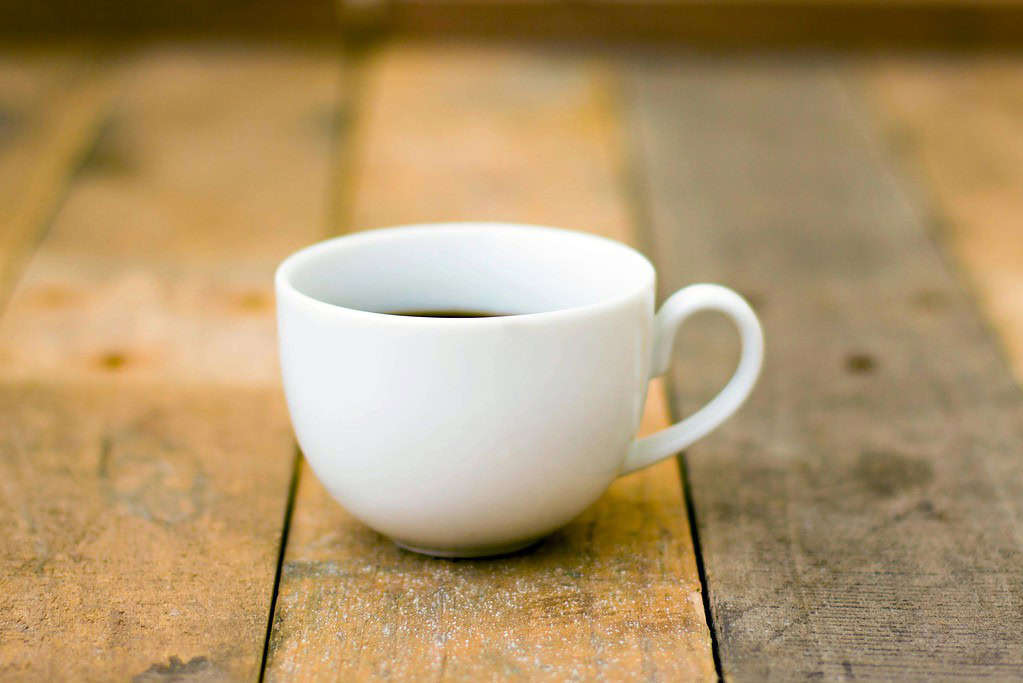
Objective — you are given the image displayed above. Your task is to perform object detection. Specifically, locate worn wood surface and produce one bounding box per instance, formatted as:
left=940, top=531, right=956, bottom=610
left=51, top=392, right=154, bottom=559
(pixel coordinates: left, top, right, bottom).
left=627, top=59, right=1023, bottom=680
left=0, top=47, right=340, bottom=680
left=265, top=44, right=715, bottom=681
left=863, top=59, right=1023, bottom=382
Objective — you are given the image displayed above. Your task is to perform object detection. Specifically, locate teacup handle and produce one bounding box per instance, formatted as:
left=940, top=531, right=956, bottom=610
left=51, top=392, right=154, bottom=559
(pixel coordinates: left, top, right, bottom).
left=621, top=284, right=764, bottom=476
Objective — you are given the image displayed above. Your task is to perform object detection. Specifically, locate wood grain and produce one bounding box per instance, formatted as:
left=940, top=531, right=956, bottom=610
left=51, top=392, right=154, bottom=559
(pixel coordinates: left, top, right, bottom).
left=626, top=59, right=1023, bottom=680
left=265, top=44, right=715, bottom=681
left=0, top=383, right=297, bottom=681
left=0, top=49, right=116, bottom=307
left=0, top=46, right=341, bottom=680
left=862, top=59, right=1023, bottom=382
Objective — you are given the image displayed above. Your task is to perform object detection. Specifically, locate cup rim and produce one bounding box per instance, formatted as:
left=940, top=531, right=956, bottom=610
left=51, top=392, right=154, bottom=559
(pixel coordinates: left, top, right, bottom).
left=275, top=222, right=656, bottom=324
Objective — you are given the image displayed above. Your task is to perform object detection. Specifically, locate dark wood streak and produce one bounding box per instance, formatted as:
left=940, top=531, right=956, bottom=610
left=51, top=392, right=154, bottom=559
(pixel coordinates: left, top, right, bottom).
left=0, top=106, right=20, bottom=147
left=626, top=59, right=1023, bottom=680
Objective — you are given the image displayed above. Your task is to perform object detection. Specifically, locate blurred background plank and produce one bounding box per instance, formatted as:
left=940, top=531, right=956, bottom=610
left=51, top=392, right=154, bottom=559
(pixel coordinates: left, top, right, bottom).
left=265, top=43, right=715, bottom=682
left=0, top=46, right=341, bottom=679
left=0, top=1, right=337, bottom=38
left=5, top=0, right=1023, bottom=47
left=0, top=47, right=341, bottom=386
left=863, top=59, right=1023, bottom=381
left=0, top=49, right=114, bottom=307
left=378, top=1, right=1023, bottom=48
left=626, top=58, right=1023, bottom=679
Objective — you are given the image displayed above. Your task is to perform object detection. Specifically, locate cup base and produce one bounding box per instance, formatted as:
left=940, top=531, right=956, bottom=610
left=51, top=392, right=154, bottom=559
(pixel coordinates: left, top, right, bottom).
left=393, top=538, right=541, bottom=558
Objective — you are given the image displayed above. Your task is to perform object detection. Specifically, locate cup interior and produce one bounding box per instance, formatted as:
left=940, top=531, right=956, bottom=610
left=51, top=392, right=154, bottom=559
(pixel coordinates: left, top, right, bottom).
left=278, top=223, right=654, bottom=316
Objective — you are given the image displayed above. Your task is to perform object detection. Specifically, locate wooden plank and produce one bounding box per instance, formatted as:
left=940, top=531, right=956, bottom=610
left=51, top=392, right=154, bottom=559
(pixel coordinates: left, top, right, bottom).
left=0, top=383, right=298, bottom=680
left=382, top=1, right=1023, bottom=47
left=0, top=47, right=342, bottom=386
left=0, top=0, right=337, bottom=36
left=0, top=49, right=115, bottom=307
left=265, top=44, right=715, bottom=681
left=0, top=46, right=342, bottom=679
left=7, top=1, right=1023, bottom=48
left=862, top=59, right=1023, bottom=382
left=626, top=59, right=1023, bottom=679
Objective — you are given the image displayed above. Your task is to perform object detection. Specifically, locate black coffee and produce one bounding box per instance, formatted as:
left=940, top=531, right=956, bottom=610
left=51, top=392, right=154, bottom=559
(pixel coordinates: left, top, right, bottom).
left=386, top=310, right=510, bottom=318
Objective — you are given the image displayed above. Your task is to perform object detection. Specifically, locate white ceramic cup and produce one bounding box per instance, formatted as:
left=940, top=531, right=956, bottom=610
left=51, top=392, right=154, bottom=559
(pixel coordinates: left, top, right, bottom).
left=276, top=223, right=763, bottom=557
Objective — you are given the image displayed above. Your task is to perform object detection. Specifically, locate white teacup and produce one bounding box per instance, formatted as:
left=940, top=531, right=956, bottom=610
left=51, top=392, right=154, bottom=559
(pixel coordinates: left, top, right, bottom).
left=276, top=223, right=763, bottom=557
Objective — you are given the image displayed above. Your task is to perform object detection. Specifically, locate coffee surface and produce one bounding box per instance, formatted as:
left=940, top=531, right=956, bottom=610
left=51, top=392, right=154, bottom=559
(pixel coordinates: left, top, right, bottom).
left=385, top=310, right=510, bottom=318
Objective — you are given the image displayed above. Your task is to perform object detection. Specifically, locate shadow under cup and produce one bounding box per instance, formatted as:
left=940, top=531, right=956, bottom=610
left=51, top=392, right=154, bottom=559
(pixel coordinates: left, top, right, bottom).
left=275, top=223, right=657, bottom=557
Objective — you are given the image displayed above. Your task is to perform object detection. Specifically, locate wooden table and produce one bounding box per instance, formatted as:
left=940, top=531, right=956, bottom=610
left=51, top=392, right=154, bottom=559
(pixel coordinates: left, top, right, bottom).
left=1, top=42, right=1021, bottom=681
